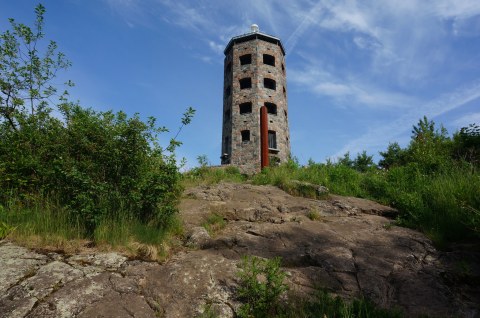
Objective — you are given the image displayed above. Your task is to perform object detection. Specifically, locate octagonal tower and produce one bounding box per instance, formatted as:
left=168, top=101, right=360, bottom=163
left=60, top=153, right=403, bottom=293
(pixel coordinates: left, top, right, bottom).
left=221, top=25, right=290, bottom=174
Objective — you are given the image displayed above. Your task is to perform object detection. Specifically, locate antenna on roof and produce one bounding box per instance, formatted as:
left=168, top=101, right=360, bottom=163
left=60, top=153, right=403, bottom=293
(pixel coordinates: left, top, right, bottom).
left=251, top=24, right=259, bottom=33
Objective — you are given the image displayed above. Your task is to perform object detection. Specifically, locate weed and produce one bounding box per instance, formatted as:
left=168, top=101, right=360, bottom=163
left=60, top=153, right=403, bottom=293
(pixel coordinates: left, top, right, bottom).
left=307, top=209, right=321, bottom=221
left=237, top=256, right=288, bottom=318
left=197, top=303, right=219, bottom=318
left=202, top=212, right=226, bottom=236
left=383, top=222, right=394, bottom=230
left=0, top=220, right=15, bottom=239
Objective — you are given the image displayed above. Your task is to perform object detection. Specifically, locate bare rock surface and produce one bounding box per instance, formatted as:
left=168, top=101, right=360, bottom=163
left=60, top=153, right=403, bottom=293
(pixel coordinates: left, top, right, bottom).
left=1, top=182, right=479, bottom=317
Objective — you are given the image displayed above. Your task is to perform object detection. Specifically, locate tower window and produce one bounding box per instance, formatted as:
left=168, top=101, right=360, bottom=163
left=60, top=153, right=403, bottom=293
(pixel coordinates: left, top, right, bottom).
left=264, top=78, right=276, bottom=90
left=263, top=54, right=275, bottom=66
left=240, top=78, right=252, bottom=89
left=225, top=86, right=231, bottom=96
left=239, top=102, right=252, bottom=114
left=241, top=130, right=250, bottom=142
left=282, top=63, right=285, bottom=73
left=265, top=102, right=277, bottom=115
left=226, top=62, right=232, bottom=74
left=284, top=109, right=287, bottom=117
left=268, top=130, right=277, bottom=149
left=239, top=54, right=251, bottom=65
left=224, top=108, right=230, bottom=121
left=283, top=86, right=286, bottom=97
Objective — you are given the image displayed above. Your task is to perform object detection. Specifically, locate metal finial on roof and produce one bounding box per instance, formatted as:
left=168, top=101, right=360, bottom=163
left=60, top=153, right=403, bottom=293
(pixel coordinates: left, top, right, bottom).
left=251, top=24, right=259, bottom=33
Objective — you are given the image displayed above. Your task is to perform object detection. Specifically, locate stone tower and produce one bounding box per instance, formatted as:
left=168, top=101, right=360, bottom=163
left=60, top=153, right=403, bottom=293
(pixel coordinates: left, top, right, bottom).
left=221, top=25, right=290, bottom=174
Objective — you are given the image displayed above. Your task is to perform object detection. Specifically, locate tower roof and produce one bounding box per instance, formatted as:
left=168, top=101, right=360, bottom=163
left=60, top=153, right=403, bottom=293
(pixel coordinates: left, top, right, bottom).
left=224, top=31, right=286, bottom=56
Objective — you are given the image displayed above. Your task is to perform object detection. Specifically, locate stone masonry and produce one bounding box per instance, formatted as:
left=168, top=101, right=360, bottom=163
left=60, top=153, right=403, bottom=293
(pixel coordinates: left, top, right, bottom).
left=221, top=27, right=290, bottom=174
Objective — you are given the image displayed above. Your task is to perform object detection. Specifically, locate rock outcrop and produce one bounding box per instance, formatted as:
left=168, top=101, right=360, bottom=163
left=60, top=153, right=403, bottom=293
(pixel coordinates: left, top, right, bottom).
left=1, top=182, right=479, bottom=317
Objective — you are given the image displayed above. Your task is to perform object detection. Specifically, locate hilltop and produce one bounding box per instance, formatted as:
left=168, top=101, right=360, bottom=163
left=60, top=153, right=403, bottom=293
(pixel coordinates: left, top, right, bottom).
left=1, top=182, right=479, bottom=317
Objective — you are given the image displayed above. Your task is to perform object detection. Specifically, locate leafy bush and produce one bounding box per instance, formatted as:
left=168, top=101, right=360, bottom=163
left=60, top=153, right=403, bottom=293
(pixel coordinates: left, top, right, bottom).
left=0, top=6, right=193, bottom=244
left=235, top=256, right=403, bottom=318
left=237, top=256, right=288, bottom=318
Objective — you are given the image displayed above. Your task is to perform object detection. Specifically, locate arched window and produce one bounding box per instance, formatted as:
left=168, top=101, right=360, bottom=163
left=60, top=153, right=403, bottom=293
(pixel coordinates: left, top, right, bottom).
left=264, top=78, right=276, bottom=90
left=240, top=78, right=252, bottom=89
left=263, top=54, right=275, bottom=66
left=239, top=102, right=252, bottom=114
left=265, top=102, right=277, bottom=115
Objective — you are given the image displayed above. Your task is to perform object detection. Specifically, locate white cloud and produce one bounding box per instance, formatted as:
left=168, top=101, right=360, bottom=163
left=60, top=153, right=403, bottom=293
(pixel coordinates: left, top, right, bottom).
left=208, top=41, right=224, bottom=55
left=333, top=80, right=480, bottom=157
left=454, top=112, right=480, bottom=128
left=433, top=0, right=480, bottom=20
left=289, top=59, right=416, bottom=110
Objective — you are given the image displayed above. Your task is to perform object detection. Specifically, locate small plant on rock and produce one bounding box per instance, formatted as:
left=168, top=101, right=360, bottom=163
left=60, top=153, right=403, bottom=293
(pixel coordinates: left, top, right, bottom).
left=307, top=209, right=321, bottom=221
left=202, top=212, right=226, bottom=236
left=237, top=256, right=288, bottom=318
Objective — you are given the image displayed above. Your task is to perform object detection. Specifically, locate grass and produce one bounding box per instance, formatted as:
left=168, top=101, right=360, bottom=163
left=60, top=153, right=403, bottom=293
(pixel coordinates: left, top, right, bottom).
left=0, top=194, right=183, bottom=260
left=201, top=212, right=227, bottom=236
left=307, top=209, right=321, bottom=221
left=180, top=160, right=480, bottom=247
left=182, top=165, right=246, bottom=188
left=283, top=289, right=404, bottom=318
left=235, top=255, right=404, bottom=318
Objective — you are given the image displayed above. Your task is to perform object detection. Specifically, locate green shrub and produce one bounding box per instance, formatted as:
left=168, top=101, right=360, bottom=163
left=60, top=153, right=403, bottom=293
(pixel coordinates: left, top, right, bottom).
left=237, top=256, right=288, bottom=318
left=0, top=6, right=192, bottom=242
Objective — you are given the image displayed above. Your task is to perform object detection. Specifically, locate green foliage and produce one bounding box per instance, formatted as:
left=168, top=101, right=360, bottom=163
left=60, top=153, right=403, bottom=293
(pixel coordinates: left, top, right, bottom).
left=0, top=4, right=72, bottom=130
left=286, top=289, right=404, bottom=318
left=337, top=152, right=354, bottom=168
left=379, top=142, right=406, bottom=169
left=248, top=116, right=480, bottom=245
left=0, top=220, right=14, bottom=239
left=0, top=103, right=185, bottom=235
left=202, top=212, right=226, bottom=236
left=453, top=123, right=480, bottom=167
left=235, top=256, right=402, bottom=318
left=405, top=116, right=451, bottom=173
left=0, top=6, right=193, bottom=246
left=353, top=150, right=376, bottom=172
left=182, top=165, right=246, bottom=187
left=197, top=154, right=210, bottom=167
left=307, top=209, right=321, bottom=221
left=237, top=256, right=288, bottom=318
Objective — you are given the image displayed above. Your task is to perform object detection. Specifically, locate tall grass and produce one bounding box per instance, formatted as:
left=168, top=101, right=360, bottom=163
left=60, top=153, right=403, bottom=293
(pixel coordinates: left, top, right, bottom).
left=0, top=192, right=182, bottom=258
left=188, top=161, right=479, bottom=246
left=251, top=161, right=480, bottom=246
left=182, top=165, right=246, bottom=188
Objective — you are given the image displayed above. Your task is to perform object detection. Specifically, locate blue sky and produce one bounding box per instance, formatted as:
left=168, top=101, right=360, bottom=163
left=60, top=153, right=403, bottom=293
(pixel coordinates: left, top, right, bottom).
left=1, top=0, right=480, bottom=167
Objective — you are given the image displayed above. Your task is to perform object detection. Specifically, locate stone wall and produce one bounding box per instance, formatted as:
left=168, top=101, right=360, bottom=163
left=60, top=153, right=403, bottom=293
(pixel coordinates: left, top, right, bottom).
left=221, top=34, right=290, bottom=174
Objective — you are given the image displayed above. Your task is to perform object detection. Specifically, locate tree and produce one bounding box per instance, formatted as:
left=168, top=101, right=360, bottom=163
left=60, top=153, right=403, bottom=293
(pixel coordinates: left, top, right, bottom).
left=0, top=4, right=71, bottom=130
left=0, top=5, right=195, bottom=236
left=353, top=150, right=375, bottom=172
left=453, top=123, right=480, bottom=167
left=379, top=142, right=405, bottom=169
left=407, top=116, right=451, bottom=172
left=337, top=152, right=354, bottom=168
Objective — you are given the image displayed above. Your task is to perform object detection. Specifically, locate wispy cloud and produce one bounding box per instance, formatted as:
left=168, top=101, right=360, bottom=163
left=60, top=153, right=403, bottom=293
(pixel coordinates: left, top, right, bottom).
left=454, top=112, right=480, bottom=128
left=289, top=57, right=416, bottom=110
left=333, top=80, right=480, bottom=158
